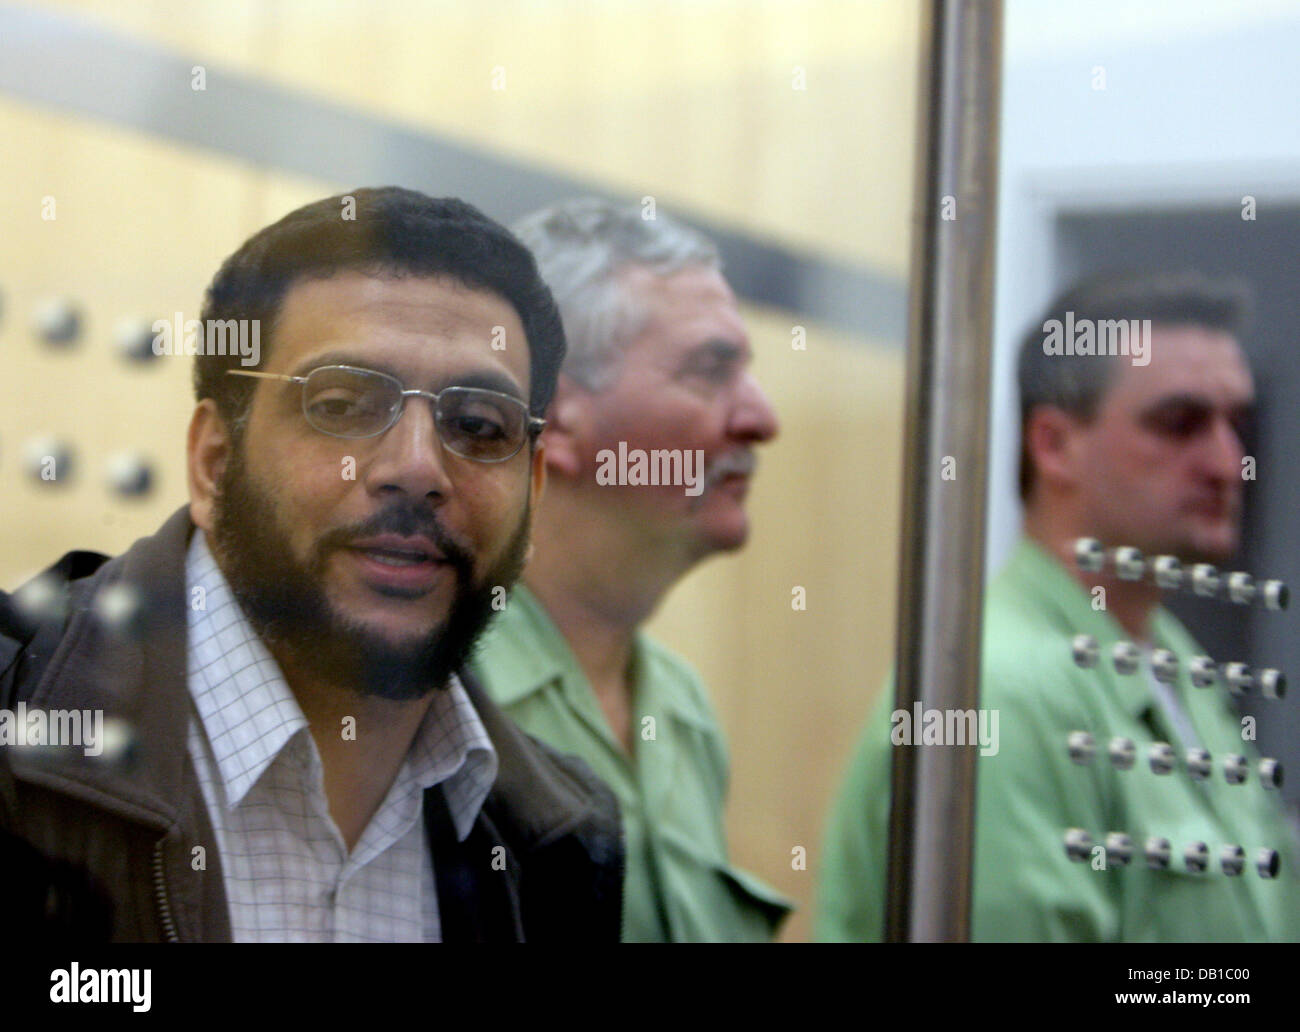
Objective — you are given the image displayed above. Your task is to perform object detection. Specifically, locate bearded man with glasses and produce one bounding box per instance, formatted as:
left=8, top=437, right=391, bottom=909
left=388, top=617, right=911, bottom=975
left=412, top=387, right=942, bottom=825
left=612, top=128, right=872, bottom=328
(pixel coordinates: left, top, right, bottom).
left=0, top=187, right=623, bottom=942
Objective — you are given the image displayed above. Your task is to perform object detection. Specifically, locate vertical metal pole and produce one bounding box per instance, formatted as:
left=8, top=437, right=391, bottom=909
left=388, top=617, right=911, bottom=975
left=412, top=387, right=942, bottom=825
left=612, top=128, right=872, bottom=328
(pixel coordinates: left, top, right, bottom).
left=884, top=0, right=1003, bottom=943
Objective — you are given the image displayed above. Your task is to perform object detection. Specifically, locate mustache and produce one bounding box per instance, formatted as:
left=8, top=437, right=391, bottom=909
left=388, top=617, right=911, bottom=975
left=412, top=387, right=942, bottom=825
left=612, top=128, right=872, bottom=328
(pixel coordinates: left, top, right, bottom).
left=315, top=502, right=474, bottom=572
left=706, top=450, right=758, bottom=484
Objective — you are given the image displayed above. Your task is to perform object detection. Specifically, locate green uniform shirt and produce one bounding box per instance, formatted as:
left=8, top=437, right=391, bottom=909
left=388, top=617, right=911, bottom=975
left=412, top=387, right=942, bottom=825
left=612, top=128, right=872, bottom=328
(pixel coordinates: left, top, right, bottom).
left=817, top=538, right=1300, bottom=941
left=471, top=585, right=792, bottom=942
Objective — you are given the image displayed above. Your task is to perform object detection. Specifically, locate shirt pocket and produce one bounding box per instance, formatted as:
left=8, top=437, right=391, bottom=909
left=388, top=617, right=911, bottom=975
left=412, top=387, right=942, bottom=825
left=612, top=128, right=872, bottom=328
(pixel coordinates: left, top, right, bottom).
left=655, top=831, right=794, bottom=941
left=714, top=862, right=795, bottom=939
left=1124, top=813, right=1257, bottom=941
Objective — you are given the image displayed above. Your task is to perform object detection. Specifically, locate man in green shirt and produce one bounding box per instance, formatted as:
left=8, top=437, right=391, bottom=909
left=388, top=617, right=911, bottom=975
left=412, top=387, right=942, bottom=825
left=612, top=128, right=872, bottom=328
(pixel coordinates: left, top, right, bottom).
left=471, top=198, right=791, bottom=941
left=818, top=271, right=1300, bottom=941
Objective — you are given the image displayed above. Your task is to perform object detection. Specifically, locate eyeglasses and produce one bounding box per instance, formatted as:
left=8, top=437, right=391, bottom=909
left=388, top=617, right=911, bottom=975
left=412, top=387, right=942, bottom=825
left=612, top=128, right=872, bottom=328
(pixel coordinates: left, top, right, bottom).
left=226, top=364, right=544, bottom=463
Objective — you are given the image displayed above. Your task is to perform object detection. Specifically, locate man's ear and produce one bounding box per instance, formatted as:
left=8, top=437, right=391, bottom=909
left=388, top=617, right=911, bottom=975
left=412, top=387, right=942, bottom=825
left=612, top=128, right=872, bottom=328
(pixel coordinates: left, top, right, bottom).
left=1024, top=404, right=1084, bottom=493
left=188, top=399, right=233, bottom=534
left=537, top=374, right=590, bottom=480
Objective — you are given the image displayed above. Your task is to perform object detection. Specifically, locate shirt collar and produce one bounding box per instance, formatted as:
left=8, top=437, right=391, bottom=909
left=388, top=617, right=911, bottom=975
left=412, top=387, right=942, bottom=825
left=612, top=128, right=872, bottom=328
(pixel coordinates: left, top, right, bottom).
left=475, top=583, right=716, bottom=733
left=186, top=532, right=308, bottom=808
left=185, top=531, right=496, bottom=839
left=409, top=674, right=498, bottom=841
left=1000, top=537, right=1215, bottom=722
left=474, top=583, right=570, bottom=708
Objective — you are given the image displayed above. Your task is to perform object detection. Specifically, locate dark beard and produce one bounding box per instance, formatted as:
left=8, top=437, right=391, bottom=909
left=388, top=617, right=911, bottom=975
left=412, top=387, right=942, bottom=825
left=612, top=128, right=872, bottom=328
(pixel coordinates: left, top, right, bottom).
left=210, top=441, right=529, bottom=700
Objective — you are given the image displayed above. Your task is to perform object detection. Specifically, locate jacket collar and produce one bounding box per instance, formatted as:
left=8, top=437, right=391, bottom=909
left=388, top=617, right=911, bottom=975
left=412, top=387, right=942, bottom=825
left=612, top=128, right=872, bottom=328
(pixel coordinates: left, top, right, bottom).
left=14, top=505, right=198, bottom=831
left=14, top=506, right=605, bottom=852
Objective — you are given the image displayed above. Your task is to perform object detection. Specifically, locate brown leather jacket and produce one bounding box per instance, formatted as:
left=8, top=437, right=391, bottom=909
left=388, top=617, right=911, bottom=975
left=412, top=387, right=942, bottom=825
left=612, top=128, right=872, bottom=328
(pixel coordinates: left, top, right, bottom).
left=0, top=506, right=623, bottom=941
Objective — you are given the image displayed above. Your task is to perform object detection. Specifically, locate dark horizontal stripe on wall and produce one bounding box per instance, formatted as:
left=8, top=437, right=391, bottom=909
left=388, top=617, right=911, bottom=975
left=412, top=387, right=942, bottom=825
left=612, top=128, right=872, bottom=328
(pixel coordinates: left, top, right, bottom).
left=0, top=4, right=906, bottom=341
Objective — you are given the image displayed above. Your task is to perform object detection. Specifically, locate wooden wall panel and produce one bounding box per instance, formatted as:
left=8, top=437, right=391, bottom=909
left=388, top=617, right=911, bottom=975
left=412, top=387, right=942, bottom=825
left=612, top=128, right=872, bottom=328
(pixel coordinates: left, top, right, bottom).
left=4, top=0, right=915, bottom=941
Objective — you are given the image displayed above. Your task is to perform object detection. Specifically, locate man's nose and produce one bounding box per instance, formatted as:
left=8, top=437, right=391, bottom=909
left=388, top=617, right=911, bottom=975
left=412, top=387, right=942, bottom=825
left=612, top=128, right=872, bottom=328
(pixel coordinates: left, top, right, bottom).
left=362, top=396, right=454, bottom=499
left=728, top=372, right=780, bottom=443
left=1204, top=414, right=1247, bottom=481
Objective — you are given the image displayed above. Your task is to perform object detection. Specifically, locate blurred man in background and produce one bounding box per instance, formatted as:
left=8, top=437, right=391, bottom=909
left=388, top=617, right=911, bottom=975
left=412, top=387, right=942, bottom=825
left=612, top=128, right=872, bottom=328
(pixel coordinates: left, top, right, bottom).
left=819, top=271, right=1300, bottom=941
left=471, top=198, right=791, bottom=940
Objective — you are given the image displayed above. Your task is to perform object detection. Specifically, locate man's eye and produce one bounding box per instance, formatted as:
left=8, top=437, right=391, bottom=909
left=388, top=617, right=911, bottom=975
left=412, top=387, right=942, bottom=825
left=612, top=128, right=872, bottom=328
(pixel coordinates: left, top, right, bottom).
left=450, top=413, right=507, bottom=440
left=684, top=358, right=734, bottom=382
left=309, top=393, right=365, bottom=417
left=1150, top=408, right=1210, bottom=438
left=306, top=388, right=388, bottom=427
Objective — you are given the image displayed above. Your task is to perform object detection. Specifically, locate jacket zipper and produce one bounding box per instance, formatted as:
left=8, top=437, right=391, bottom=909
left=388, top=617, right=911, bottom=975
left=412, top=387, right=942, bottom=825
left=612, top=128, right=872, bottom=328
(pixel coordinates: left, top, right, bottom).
left=151, top=839, right=180, bottom=942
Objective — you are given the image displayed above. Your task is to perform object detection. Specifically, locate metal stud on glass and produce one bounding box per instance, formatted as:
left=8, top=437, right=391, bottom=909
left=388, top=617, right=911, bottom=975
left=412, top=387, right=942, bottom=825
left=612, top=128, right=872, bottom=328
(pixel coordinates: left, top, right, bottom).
left=1259, top=758, right=1283, bottom=789
left=1188, top=656, right=1218, bottom=689
left=1259, top=668, right=1285, bottom=700
left=105, top=452, right=154, bottom=498
left=1257, top=848, right=1280, bottom=879
left=1220, top=845, right=1245, bottom=877
left=1150, top=649, right=1178, bottom=684
left=1071, top=634, right=1099, bottom=669
left=97, top=716, right=138, bottom=769
left=33, top=296, right=81, bottom=345
left=11, top=572, right=69, bottom=625
left=1113, top=546, right=1144, bottom=582
left=1067, top=731, right=1096, bottom=765
left=1152, top=555, right=1183, bottom=589
left=23, top=436, right=74, bottom=486
left=1064, top=828, right=1093, bottom=862
left=1184, top=841, right=1209, bottom=874
left=11, top=714, right=137, bottom=771
left=1145, top=837, right=1172, bottom=870
left=1223, top=754, right=1249, bottom=785
left=114, top=318, right=159, bottom=363
left=1113, top=641, right=1140, bottom=676
left=1109, top=737, right=1136, bottom=771
left=1226, top=571, right=1256, bottom=605
left=1185, top=747, right=1212, bottom=780
left=1191, top=564, right=1220, bottom=598
left=1262, top=579, right=1289, bottom=611
left=1148, top=742, right=1175, bottom=775
left=1223, top=662, right=1252, bottom=696
left=1074, top=537, right=1104, bottom=573
left=1105, top=832, right=1133, bottom=867
left=92, top=583, right=146, bottom=640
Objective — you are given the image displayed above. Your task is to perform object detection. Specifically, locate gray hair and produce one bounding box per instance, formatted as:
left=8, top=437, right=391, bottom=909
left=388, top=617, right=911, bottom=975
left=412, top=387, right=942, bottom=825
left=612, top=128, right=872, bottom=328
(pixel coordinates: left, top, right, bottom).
left=1017, top=269, right=1253, bottom=501
left=511, top=198, right=720, bottom=390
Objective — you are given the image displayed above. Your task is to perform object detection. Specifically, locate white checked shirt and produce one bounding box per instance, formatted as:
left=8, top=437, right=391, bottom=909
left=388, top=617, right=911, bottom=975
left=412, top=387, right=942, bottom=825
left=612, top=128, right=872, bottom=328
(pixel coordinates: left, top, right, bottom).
left=184, top=531, right=497, bottom=942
